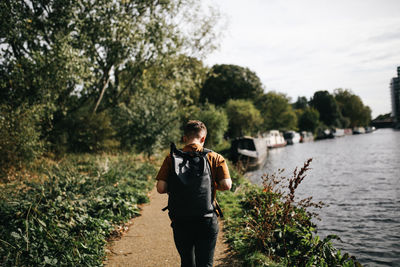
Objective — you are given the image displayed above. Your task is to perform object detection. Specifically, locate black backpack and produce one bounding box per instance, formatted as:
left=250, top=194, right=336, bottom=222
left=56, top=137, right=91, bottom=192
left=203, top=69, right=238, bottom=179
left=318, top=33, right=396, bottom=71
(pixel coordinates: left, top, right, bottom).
left=164, top=143, right=215, bottom=220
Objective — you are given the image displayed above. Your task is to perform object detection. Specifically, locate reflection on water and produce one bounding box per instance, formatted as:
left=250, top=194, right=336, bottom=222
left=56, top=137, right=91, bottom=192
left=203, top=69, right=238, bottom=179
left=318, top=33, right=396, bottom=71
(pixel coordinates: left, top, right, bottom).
left=247, top=129, right=400, bottom=266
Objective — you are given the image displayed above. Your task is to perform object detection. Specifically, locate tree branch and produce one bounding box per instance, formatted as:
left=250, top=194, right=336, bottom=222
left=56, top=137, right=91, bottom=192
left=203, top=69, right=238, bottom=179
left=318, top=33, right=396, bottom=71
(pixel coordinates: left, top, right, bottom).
left=93, top=68, right=112, bottom=114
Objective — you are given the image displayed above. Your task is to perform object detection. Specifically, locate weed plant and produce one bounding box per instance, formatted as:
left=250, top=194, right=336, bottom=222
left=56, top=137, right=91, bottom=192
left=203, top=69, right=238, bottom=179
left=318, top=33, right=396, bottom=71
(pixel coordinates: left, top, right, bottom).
left=0, top=154, right=156, bottom=266
left=218, top=159, right=362, bottom=267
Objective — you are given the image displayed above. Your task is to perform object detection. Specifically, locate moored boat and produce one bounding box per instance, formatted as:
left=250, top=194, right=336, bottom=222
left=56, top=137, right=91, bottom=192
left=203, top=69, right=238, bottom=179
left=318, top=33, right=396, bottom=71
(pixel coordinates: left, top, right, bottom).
left=300, top=131, right=314, bottom=142
left=333, top=128, right=345, bottom=137
left=353, top=127, right=366, bottom=134
left=316, top=128, right=334, bottom=140
left=284, top=131, right=301, bottom=145
left=230, top=136, right=267, bottom=169
left=344, top=128, right=353, bottom=135
left=263, top=130, right=287, bottom=148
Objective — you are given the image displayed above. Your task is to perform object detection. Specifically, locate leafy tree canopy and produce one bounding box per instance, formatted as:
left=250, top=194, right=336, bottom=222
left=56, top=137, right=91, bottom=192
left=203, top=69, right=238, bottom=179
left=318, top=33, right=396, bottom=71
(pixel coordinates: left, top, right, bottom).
left=255, top=92, right=297, bottom=131
left=298, top=108, right=320, bottom=133
left=200, top=64, right=264, bottom=106
left=0, top=0, right=220, bottom=161
left=191, top=103, right=228, bottom=147
left=373, top=112, right=392, bottom=121
left=310, top=90, right=341, bottom=127
left=225, top=99, right=262, bottom=138
left=293, top=96, right=309, bottom=110
left=334, top=88, right=371, bottom=127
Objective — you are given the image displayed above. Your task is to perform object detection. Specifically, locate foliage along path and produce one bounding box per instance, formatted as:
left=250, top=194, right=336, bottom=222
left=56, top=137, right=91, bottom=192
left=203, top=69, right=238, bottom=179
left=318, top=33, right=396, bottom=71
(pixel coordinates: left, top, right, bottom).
left=105, top=187, right=234, bottom=267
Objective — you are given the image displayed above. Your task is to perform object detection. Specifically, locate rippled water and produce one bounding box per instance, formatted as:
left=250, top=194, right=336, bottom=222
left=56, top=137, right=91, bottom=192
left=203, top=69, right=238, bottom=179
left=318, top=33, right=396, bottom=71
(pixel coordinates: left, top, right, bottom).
left=247, top=129, right=400, bottom=266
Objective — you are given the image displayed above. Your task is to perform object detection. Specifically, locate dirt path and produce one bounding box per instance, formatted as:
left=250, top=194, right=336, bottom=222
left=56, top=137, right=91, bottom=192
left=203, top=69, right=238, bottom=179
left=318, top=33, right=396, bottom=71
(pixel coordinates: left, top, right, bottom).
left=105, top=187, right=234, bottom=267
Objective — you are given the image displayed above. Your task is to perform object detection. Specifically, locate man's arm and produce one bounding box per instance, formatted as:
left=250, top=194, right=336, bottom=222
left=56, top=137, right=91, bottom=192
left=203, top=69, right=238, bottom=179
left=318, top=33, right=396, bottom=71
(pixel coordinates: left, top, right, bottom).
left=156, top=156, right=171, bottom=194
left=157, top=180, right=168, bottom=194
left=216, top=178, right=232, bottom=191
left=212, top=153, right=232, bottom=191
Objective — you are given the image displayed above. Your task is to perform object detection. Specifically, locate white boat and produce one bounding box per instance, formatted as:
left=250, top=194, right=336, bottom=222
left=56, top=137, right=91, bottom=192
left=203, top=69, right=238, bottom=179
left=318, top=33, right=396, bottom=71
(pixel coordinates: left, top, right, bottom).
left=263, top=130, right=287, bottom=148
left=283, top=131, right=301, bottom=145
left=333, top=128, right=345, bottom=137
left=300, top=131, right=314, bottom=142
left=230, top=136, right=268, bottom=169
left=353, top=127, right=366, bottom=134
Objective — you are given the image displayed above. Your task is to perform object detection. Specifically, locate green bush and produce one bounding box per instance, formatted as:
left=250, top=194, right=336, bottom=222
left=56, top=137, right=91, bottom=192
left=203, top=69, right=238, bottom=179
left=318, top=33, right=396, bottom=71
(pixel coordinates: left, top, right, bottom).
left=52, top=107, right=118, bottom=153
left=0, top=154, right=155, bottom=266
left=0, top=104, right=44, bottom=175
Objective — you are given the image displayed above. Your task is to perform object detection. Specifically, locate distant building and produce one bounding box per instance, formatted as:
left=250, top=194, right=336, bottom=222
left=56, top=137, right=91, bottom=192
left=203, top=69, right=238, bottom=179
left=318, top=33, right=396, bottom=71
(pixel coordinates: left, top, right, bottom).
left=390, top=66, right=400, bottom=128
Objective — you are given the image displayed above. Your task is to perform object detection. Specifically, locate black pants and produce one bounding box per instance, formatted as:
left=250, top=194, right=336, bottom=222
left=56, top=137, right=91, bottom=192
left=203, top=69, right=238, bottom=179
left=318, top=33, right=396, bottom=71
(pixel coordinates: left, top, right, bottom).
left=171, top=214, right=219, bottom=267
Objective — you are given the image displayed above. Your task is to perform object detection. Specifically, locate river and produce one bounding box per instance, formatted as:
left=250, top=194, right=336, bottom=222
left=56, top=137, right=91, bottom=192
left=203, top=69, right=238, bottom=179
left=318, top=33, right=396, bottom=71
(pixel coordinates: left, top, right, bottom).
left=246, top=128, right=400, bottom=266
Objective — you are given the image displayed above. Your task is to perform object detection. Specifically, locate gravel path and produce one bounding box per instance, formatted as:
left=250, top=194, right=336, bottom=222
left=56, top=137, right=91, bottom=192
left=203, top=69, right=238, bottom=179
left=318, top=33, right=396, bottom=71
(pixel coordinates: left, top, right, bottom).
left=105, top=187, right=235, bottom=267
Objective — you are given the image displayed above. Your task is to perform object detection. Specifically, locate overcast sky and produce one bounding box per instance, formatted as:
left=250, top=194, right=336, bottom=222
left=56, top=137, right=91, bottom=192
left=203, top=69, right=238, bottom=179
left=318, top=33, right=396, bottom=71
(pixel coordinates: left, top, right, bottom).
left=204, top=0, right=400, bottom=117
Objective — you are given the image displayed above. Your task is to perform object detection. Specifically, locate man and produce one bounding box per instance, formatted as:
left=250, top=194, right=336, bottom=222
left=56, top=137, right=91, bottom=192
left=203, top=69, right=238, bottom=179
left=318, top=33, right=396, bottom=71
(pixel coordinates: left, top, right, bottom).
left=156, top=120, right=232, bottom=267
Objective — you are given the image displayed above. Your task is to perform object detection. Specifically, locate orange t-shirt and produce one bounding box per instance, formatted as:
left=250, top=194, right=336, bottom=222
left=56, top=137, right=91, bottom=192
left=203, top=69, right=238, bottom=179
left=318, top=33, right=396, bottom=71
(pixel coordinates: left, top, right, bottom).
left=156, top=143, right=231, bottom=195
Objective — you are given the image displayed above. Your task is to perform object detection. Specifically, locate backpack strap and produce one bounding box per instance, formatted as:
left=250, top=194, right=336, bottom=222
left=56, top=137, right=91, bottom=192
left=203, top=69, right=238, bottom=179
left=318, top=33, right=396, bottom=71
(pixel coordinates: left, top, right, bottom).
left=202, top=147, right=212, bottom=154
left=171, top=142, right=205, bottom=158
left=201, top=147, right=224, bottom=217
left=202, top=147, right=224, bottom=218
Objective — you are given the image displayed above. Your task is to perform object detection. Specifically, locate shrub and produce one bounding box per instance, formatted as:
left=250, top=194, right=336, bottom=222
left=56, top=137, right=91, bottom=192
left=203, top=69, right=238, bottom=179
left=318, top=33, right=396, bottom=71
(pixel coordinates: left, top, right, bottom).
left=51, top=107, right=118, bottom=153
left=0, top=104, right=44, bottom=176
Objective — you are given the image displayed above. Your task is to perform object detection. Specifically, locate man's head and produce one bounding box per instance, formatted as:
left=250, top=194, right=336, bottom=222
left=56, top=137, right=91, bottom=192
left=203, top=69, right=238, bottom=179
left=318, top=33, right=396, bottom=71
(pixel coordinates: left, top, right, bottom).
left=183, top=120, right=207, bottom=145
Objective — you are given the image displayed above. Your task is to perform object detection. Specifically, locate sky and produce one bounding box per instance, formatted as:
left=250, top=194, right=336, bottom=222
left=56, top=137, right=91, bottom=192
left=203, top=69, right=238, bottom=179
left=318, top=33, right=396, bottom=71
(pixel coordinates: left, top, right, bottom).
left=203, top=0, right=400, bottom=118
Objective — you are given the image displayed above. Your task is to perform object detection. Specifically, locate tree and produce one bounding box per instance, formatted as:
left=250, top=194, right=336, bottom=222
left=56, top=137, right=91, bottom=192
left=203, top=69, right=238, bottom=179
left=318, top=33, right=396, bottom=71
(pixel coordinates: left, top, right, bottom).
left=74, top=0, right=219, bottom=114
left=310, top=91, right=341, bottom=127
left=373, top=113, right=392, bottom=121
left=225, top=99, right=263, bottom=138
left=112, top=90, right=180, bottom=156
left=334, top=89, right=372, bottom=127
left=298, top=108, right=320, bottom=133
left=255, top=92, right=298, bottom=131
left=192, top=103, right=228, bottom=147
left=200, top=64, right=264, bottom=106
left=0, top=0, right=220, bottom=155
left=293, top=96, right=309, bottom=110
left=137, top=55, right=209, bottom=108
left=360, top=106, right=372, bottom=126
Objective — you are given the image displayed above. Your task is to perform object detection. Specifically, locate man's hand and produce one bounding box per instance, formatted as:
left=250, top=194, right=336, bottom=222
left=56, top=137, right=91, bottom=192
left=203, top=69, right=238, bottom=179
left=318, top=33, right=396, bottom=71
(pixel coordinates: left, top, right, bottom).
left=216, top=178, right=232, bottom=191
left=156, top=180, right=168, bottom=194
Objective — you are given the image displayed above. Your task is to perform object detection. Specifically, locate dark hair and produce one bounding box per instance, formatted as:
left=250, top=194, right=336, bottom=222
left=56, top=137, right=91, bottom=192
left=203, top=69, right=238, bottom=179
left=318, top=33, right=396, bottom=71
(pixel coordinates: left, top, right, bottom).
left=184, top=120, right=207, bottom=139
